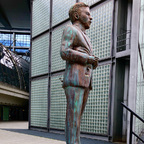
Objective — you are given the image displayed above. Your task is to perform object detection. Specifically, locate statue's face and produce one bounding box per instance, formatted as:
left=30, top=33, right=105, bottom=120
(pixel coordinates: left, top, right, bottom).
left=78, top=7, right=92, bottom=29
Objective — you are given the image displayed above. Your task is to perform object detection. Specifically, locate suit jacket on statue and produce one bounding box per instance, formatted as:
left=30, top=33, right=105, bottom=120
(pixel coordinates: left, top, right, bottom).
left=60, top=25, right=96, bottom=90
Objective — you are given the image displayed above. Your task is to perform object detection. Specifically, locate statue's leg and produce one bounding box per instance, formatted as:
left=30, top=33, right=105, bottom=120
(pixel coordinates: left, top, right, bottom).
left=65, top=86, right=85, bottom=144
left=81, top=88, right=89, bottom=116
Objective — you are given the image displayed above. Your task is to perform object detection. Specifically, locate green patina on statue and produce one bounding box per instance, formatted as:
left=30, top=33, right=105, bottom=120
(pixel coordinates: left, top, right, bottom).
left=60, top=2, right=98, bottom=144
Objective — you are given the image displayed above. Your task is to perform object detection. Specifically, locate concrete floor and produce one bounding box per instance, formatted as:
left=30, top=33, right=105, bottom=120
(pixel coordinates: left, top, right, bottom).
left=0, top=121, right=113, bottom=144
left=0, top=121, right=65, bottom=144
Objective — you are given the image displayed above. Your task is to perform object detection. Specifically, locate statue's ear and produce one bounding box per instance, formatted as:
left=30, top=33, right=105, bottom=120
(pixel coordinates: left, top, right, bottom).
left=74, top=12, right=79, bottom=20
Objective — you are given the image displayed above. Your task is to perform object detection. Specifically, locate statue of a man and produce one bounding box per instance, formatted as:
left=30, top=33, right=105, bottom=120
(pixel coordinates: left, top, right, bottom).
left=60, top=2, right=98, bottom=144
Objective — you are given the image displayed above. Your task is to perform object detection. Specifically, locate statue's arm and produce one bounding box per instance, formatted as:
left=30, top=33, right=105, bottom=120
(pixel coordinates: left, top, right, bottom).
left=60, top=26, right=95, bottom=65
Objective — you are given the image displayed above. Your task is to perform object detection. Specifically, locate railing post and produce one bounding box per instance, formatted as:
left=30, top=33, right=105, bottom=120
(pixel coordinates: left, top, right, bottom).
left=129, top=112, right=133, bottom=144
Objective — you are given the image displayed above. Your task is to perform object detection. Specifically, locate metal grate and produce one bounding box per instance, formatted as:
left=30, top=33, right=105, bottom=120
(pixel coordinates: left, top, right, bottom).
left=32, top=0, right=50, bottom=37
left=31, top=78, right=48, bottom=128
left=31, top=33, right=49, bottom=77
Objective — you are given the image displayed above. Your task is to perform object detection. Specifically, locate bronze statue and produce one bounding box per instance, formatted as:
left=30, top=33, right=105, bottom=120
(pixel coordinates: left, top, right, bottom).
left=60, top=2, right=98, bottom=144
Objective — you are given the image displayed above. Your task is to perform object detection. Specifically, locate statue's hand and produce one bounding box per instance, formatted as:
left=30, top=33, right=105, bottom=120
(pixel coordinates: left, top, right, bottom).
left=93, top=56, right=99, bottom=69
left=87, top=56, right=95, bottom=64
left=87, top=55, right=98, bottom=69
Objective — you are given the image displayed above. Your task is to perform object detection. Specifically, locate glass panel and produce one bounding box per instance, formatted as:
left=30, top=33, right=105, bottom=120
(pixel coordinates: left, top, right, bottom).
left=15, top=34, right=30, bottom=47
left=81, top=64, right=110, bottom=134
left=32, top=0, right=50, bottom=37
left=86, top=0, right=113, bottom=59
left=0, top=33, right=13, bottom=47
left=52, top=0, right=76, bottom=26
left=14, top=49, right=29, bottom=54
left=80, top=0, right=101, bottom=6
left=31, top=78, right=48, bottom=128
left=31, top=33, right=49, bottom=77
left=50, top=74, right=66, bottom=129
left=51, top=22, right=71, bottom=72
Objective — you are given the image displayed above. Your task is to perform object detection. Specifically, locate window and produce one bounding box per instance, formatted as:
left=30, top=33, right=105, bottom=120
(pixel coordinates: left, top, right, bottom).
left=15, top=34, right=30, bottom=47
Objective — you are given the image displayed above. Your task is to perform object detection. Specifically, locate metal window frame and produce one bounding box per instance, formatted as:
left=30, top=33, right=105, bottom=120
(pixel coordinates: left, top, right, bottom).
left=0, top=30, right=30, bottom=52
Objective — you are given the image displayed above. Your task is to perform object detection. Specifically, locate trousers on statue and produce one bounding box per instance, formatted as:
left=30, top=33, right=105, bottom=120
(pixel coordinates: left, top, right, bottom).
left=64, top=86, right=89, bottom=144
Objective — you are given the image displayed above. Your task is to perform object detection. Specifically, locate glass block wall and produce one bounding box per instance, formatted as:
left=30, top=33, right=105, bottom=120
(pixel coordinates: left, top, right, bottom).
left=87, top=0, right=113, bottom=59
left=80, top=0, right=101, bottom=6
left=50, top=74, right=66, bottom=129
left=32, top=0, right=50, bottom=37
left=31, top=78, right=48, bottom=128
left=31, top=0, right=50, bottom=129
left=52, top=0, right=76, bottom=26
left=81, top=64, right=110, bottom=134
left=135, top=0, right=144, bottom=136
left=51, top=22, right=71, bottom=72
left=31, top=0, right=113, bottom=136
left=31, top=33, right=49, bottom=77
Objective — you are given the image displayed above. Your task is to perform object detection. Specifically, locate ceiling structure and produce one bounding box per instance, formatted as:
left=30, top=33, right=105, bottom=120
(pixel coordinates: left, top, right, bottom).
left=0, top=0, right=30, bottom=30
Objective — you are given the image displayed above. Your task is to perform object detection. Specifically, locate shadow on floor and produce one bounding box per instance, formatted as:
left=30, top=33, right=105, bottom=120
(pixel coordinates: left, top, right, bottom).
left=2, top=128, right=113, bottom=144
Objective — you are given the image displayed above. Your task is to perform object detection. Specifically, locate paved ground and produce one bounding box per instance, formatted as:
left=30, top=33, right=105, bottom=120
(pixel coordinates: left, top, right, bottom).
left=0, top=121, right=114, bottom=144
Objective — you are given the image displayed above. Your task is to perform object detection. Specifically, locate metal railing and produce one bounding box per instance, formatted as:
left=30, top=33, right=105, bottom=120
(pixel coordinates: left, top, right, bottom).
left=121, top=102, right=144, bottom=144
left=117, top=30, right=131, bottom=52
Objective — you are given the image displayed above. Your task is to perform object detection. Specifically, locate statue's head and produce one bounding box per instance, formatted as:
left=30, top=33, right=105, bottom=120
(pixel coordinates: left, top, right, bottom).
left=69, top=2, right=92, bottom=29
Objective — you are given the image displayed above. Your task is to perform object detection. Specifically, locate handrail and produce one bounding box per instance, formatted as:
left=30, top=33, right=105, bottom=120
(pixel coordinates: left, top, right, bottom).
left=121, top=102, right=144, bottom=144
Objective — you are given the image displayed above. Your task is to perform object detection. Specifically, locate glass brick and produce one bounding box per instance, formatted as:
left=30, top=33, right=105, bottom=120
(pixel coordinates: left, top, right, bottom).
left=31, top=78, right=48, bottom=128
left=52, top=0, right=76, bottom=26
left=31, top=33, right=49, bottom=77
left=51, top=22, right=71, bottom=72
left=86, top=0, right=113, bottom=59
left=32, top=0, right=50, bottom=37
left=50, top=74, right=66, bottom=129
left=81, top=64, right=111, bottom=134
left=79, top=0, right=101, bottom=6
